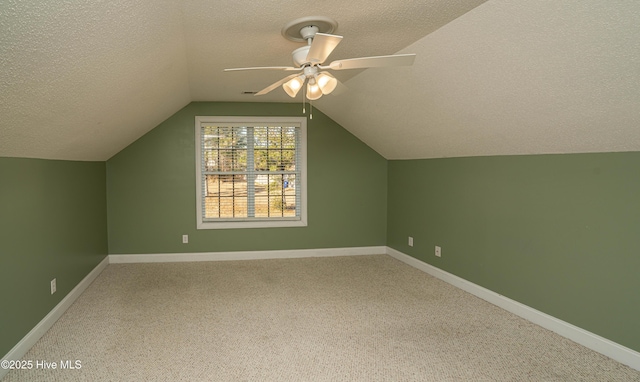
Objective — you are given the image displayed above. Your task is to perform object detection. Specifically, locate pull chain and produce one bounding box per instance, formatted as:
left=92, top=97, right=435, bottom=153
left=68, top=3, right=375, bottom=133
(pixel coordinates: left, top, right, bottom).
left=310, top=100, right=313, bottom=119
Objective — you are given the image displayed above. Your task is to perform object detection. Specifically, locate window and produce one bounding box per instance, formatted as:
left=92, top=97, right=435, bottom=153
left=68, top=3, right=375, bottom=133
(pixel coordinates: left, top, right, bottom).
left=195, top=116, right=307, bottom=229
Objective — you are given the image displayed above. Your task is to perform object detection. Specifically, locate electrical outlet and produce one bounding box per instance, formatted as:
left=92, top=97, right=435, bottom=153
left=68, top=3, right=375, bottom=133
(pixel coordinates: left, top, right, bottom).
left=435, top=246, right=441, bottom=257
left=182, top=234, right=189, bottom=244
left=408, top=236, right=414, bottom=247
left=50, top=278, right=57, bottom=295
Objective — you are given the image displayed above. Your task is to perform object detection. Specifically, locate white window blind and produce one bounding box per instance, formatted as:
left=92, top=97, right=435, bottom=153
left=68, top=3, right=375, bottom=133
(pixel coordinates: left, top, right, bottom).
left=195, top=117, right=307, bottom=229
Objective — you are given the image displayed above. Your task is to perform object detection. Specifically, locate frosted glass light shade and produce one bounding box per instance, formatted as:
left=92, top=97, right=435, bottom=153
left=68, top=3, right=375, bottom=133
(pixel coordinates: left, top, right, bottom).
left=316, top=72, right=338, bottom=95
left=283, top=76, right=305, bottom=98
left=306, top=82, right=322, bottom=100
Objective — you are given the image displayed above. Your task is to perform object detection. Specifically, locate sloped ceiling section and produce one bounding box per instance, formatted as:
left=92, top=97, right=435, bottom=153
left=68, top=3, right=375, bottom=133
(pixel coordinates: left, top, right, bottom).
left=316, top=1, right=640, bottom=159
left=0, top=0, right=191, bottom=161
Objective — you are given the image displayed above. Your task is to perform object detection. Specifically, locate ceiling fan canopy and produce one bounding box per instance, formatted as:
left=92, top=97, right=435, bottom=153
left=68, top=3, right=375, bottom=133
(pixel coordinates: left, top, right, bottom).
left=224, top=16, right=416, bottom=100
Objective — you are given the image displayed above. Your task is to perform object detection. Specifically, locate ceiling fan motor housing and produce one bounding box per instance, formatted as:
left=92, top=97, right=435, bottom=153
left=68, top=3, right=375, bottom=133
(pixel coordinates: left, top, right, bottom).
left=292, top=46, right=312, bottom=67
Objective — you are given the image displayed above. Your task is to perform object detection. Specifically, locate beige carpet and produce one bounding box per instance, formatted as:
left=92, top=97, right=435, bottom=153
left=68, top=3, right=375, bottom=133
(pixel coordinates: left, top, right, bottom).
left=5, top=255, right=640, bottom=381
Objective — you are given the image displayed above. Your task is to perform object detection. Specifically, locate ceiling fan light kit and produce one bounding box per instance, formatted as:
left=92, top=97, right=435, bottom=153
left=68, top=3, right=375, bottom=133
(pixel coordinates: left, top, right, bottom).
left=283, top=75, right=305, bottom=97
left=315, top=72, right=337, bottom=94
left=224, top=16, right=416, bottom=104
left=306, top=79, right=323, bottom=100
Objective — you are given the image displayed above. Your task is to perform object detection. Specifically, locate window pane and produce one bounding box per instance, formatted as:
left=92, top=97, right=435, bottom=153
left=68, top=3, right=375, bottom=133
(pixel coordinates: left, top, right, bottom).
left=267, top=129, right=281, bottom=148
left=254, top=149, right=268, bottom=171
left=254, top=126, right=297, bottom=172
left=282, top=174, right=296, bottom=218
left=267, top=151, right=280, bottom=171
left=254, top=127, right=268, bottom=149
left=253, top=174, right=296, bottom=218
left=216, top=149, right=246, bottom=172
left=281, top=150, right=295, bottom=171
left=204, top=175, right=247, bottom=218
left=202, top=126, right=248, bottom=172
left=282, top=127, right=296, bottom=148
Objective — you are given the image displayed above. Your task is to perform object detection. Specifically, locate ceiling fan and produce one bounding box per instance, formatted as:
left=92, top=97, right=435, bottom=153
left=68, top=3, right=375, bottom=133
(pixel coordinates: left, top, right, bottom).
left=224, top=16, right=416, bottom=101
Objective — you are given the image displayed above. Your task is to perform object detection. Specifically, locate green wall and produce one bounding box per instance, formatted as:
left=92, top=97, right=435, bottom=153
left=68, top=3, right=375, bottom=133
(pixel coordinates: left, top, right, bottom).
left=106, top=102, right=388, bottom=254
left=4, top=101, right=638, bottom=360
left=0, top=157, right=108, bottom=357
left=387, top=153, right=640, bottom=352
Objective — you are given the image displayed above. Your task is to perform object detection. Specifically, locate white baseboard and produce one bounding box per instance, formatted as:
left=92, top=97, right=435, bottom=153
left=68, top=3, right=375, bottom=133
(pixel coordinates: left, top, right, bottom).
left=7, top=248, right=637, bottom=376
left=109, top=246, right=387, bottom=263
left=385, top=247, right=640, bottom=372
left=1, top=256, right=109, bottom=380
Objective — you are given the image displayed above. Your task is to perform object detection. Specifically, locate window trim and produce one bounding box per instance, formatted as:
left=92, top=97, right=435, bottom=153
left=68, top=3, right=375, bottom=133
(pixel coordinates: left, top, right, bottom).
left=195, top=116, right=307, bottom=229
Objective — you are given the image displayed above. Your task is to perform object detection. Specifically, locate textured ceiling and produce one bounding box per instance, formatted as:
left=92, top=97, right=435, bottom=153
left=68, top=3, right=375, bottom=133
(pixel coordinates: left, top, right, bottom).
left=316, top=1, right=640, bottom=159
left=0, top=0, right=191, bottom=161
left=1, top=0, right=639, bottom=161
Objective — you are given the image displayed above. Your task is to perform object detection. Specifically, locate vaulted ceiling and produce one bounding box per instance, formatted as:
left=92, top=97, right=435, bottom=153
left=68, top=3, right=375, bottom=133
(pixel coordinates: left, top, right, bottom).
left=1, top=1, right=638, bottom=161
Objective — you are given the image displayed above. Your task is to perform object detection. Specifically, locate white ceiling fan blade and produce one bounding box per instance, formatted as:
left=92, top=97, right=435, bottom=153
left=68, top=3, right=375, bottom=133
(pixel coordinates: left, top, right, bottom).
left=325, top=54, right=416, bottom=70
left=254, top=73, right=301, bottom=96
left=224, top=66, right=301, bottom=72
left=306, top=33, right=343, bottom=64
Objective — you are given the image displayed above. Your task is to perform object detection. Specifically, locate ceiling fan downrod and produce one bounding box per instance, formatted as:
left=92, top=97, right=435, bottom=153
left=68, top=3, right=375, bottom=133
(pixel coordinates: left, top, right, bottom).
left=299, top=25, right=319, bottom=45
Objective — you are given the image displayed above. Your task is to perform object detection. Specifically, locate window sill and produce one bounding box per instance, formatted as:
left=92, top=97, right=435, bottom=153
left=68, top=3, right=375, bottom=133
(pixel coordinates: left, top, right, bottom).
left=197, top=218, right=308, bottom=230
